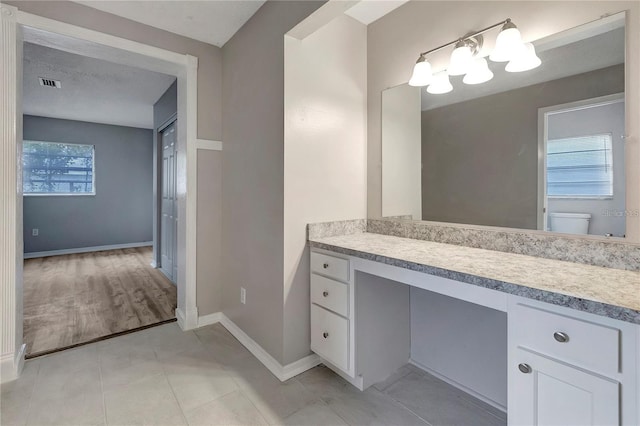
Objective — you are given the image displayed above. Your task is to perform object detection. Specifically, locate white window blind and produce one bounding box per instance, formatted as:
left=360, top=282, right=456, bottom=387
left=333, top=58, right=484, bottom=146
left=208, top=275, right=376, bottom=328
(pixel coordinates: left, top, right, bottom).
left=547, top=134, right=613, bottom=198
left=23, top=141, right=95, bottom=195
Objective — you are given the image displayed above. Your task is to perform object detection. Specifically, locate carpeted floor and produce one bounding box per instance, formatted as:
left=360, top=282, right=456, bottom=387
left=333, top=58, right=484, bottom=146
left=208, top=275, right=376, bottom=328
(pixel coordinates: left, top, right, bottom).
left=23, top=246, right=177, bottom=357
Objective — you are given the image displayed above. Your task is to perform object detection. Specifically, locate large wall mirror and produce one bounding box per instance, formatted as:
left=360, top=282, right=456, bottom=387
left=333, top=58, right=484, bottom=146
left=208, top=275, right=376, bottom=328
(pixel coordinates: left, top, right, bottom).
left=381, top=12, right=631, bottom=238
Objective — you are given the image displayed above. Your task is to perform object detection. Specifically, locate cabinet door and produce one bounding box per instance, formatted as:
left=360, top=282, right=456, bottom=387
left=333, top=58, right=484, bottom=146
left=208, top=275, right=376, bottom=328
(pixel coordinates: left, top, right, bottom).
left=510, top=349, right=619, bottom=426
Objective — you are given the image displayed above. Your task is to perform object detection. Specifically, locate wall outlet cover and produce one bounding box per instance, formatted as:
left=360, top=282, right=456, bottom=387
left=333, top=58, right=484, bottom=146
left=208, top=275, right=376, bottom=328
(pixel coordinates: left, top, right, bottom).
left=241, top=287, right=246, bottom=304
left=32, top=228, right=39, bottom=237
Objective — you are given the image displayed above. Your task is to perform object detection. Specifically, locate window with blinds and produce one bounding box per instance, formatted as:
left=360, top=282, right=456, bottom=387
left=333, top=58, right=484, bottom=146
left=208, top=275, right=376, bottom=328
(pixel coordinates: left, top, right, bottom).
left=547, top=134, right=613, bottom=198
left=23, top=141, right=95, bottom=195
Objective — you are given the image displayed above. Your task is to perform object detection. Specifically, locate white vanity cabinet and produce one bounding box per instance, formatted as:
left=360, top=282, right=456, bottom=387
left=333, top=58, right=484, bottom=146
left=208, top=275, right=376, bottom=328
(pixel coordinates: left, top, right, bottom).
left=309, top=251, right=355, bottom=377
left=309, top=246, right=640, bottom=425
left=508, top=298, right=638, bottom=425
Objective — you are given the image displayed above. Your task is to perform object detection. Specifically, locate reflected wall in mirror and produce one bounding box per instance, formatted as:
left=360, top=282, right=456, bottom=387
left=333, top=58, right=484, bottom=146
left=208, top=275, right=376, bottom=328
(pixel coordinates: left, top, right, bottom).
left=382, top=13, right=628, bottom=237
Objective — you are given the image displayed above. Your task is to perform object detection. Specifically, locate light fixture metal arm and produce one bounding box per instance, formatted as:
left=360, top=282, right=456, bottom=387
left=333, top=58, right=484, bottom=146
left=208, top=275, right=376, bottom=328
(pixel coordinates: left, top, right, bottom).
left=419, top=18, right=511, bottom=57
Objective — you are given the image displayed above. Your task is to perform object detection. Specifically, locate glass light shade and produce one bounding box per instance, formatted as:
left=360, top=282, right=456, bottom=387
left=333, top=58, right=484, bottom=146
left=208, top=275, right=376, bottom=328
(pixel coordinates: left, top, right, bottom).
left=462, top=58, right=494, bottom=85
left=448, top=44, right=473, bottom=76
left=505, top=42, right=541, bottom=72
left=426, top=71, right=453, bottom=94
left=489, top=25, right=523, bottom=62
left=408, top=58, right=433, bottom=87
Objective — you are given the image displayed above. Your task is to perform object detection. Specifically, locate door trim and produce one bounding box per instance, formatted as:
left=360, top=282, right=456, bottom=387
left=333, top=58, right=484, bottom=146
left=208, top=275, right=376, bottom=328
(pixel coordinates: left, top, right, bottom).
left=536, top=93, right=625, bottom=231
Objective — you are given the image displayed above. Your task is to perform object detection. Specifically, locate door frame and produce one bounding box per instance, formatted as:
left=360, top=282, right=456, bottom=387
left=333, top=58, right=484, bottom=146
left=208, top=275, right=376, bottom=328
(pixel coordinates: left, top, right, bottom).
left=0, top=4, right=200, bottom=382
left=536, top=93, right=625, bottom=231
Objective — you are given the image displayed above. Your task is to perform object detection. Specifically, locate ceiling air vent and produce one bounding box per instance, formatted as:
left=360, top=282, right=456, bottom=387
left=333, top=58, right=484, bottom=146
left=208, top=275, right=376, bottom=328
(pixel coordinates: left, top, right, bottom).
left=38, top=77, right=61, bottom=88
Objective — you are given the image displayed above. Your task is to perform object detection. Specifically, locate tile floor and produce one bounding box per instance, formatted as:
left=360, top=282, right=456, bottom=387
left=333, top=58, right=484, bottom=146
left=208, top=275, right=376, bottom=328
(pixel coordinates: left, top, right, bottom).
left=1, top=323, right=506, bottom=426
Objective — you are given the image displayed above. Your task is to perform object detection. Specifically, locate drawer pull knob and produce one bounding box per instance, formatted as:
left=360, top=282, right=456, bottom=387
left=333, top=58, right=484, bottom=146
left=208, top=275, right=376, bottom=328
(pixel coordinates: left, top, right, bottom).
left=323, top=263, right=329, bottom=269
left=322, top=291, right=329, bottom=297
left=553, top=331, right=569, bottom=343
left=518, top=363, right=532, bottom=374
left=323, top=332, right=329, bottom=339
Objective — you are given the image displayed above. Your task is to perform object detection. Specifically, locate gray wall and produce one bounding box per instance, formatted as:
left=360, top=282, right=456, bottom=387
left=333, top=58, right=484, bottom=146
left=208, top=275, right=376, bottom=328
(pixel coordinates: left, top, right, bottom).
left=421, top=65, right=624, bottom=229
left=23, top=115, right=153, bottom=253
left=221, top=0, right=324, bottom=364
left=410, top=288, right=508, bottom=408
left=547, top=101, right=626, bottom=237
left=154, top=80, right=177, bottom=130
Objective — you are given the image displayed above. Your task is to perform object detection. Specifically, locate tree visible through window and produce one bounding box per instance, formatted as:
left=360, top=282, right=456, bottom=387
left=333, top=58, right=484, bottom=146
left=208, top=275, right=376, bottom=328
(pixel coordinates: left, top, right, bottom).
left=23, top=141, right=95, bottom=195
left=547, top=134, right=613, bottom=199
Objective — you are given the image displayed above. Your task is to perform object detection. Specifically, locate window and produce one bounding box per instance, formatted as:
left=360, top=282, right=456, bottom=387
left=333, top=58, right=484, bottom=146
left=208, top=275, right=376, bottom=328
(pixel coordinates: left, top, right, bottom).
left=547, top=134, right=613, bottom=198
left=23, top=141, right=95, bottom=195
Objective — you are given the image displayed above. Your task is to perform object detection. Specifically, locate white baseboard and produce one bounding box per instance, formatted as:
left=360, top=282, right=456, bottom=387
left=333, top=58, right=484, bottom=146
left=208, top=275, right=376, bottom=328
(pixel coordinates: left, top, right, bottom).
left=176, top=308, right=187, bottom=331
left=409, top=358, right=507, bottom=413
left=1, top=344, right=26, bottom=384
left=209, top=313, right=320, bottom=382
left=24, top=241, right=153, bottom=259
left=197, top=312, right=222, bottom=327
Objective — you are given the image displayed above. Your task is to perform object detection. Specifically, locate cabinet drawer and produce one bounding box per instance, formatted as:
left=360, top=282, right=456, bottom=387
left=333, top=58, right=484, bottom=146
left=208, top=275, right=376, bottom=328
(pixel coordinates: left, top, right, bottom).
left=513, top=303, right=620, bottom=375
left=311, top=274, right=348, bottom=317
left=311, top=304, right=349, bottom=371
left=311, top=252, right=349, bottom=282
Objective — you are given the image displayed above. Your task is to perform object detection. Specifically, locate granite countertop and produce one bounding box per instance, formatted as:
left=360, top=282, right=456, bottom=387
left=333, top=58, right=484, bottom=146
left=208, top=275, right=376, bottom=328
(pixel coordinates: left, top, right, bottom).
left=308, top=232, right=640, bottom=324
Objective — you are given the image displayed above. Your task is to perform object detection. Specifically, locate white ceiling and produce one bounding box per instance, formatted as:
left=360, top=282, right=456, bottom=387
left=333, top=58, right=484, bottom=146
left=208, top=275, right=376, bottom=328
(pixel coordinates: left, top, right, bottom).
left=73, top=0, right=266, bottom=47
left=345, top=0, right=409, bottom=25
left=23, top=42, right=176, bottom=128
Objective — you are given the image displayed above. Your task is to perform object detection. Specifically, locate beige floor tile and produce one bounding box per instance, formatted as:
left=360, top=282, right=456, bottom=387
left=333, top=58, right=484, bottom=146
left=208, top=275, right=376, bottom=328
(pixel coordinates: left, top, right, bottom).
left=37, top=344, right=99, bottom=376
left=384, top=372, right=505, bottom=426
left=0, top=360, right=41, bottom=426
left=31, top=363, right=102, bottom=404
left=184, top=390, right=268, bottom=426
left=4, top=322, right=508, bottom=426
left=372, top=364, right=425, bottom=392
left=144, top=325, right=203, bottom=360
left=163, top=348, right=238, bottom=412
left=0, top=359, right=40, bottom=426
left=101, top=358, right=164, bottom=391
left=323, top=387, right=429, bottom=426
left=296, top=365, right=354, bottom=401
left=1, top=387, right=31, bottom=426
left=26, top=389, right=105, bottom=426
left=194, top=325, right=254, bottom=365
left=240, top=379, right=319, bottom=425
left=103, top=374, right=186, bottom=426
left=281, top=401, right=348, bottom=426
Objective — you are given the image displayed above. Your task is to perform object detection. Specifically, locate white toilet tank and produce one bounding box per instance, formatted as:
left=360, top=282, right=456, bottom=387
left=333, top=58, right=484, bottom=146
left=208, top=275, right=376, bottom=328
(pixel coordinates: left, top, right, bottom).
left=549, top=212, right=591, bottom=235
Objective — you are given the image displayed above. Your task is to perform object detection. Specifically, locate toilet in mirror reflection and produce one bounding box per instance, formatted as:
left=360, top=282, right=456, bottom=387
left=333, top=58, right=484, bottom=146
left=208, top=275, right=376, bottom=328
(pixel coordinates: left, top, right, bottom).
left=381, top=12, right=628, bottom=238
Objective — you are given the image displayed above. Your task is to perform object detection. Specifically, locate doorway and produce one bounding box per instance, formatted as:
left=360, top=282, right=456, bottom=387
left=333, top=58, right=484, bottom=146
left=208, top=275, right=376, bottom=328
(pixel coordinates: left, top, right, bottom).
left=1, top=4, right=200, bottom=380
left=20, top=41, right=179, bottom=356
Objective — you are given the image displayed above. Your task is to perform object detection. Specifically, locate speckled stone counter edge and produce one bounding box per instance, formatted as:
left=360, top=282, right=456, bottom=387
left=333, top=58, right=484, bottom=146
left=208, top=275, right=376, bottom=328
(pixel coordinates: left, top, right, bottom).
left=309, top=240, right=640, bottom=325
left=366, top=219, right=640, bottom=272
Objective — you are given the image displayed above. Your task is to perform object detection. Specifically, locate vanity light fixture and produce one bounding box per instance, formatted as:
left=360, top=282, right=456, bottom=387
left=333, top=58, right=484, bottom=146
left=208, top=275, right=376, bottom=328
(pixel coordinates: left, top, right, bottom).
left=505, top=42, right=542, bottom=72
left=409, top=18, right=541, bottom=93
left=427, top=71, right=453, bottom=94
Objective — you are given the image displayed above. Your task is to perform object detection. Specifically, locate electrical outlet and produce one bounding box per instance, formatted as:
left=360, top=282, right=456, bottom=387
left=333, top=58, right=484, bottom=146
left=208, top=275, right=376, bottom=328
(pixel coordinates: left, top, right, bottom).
left=240, top=287, right=246, bottom=305
left=32, top=228, right=39, bottom=237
